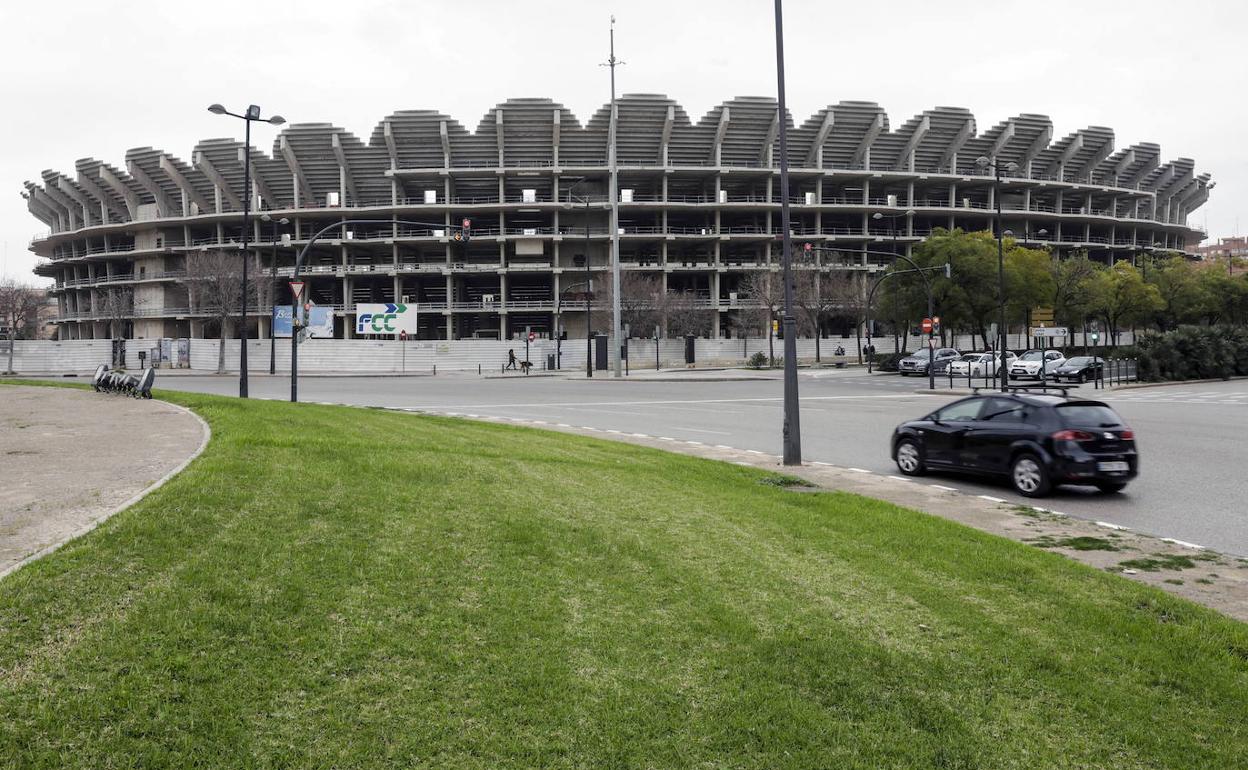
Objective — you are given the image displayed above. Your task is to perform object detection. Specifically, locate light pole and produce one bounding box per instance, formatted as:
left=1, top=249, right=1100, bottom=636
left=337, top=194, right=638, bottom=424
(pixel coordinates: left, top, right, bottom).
left=564, top=177, right=598, bottom=377
left=261, top=213, right=289, bottom=374
left=774, top=0, right=801, bottom=465
left=602, top=16, right=624, bottom=377
left=872, top=209, right=915, bottom=356
left=977, top=155, right=1018, bottom=392
left=208, top=103, right=285, bottom=398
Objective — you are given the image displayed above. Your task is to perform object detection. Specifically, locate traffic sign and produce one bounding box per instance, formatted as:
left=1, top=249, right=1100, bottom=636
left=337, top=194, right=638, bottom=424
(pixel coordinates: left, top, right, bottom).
left=1031, top=327, right=1069, bottom=338
left=528, top=331, right=536, bottom=343
left=399, top=330, right=408, bottom=341
left=1032, top=307, right=1055, bottom=323
left=921, top=317, right=933, bottom=333
left=289, top=281, right=305, bottom=298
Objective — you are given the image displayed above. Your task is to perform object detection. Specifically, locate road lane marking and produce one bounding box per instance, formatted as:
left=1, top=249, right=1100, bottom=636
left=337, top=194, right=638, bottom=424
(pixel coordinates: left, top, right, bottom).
left=977, top=495, right=1007, bottom=503
left=930, top=485, right=958, bottom=492
left=888, top=475, right=912, bottom=482
left=1095, top=521, right=1128, bottom=530
left=401, top=394, right=922, bottom=411
left=1161, top=538, right=1207, bottom=550
left=848, top=467, right=871, bottom=473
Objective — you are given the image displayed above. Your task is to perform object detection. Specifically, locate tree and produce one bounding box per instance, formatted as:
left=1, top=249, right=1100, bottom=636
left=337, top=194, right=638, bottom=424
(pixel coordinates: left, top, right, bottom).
left=1086, top=261, right=1162, bottom=345
left=1050, top=253, right=1101, bottom=344
left=1147, top=256, right=1207, bottom=331
left=900, top=229, right=1003, bottom=351
left=1195, top=269, right=1248, bottom=326
left=739, top=270, right=784, bottom=364
left=99, top=287, right=135, bottom=340
left=665, top=290, right=713, bottom=338
left=185, top=249, right=259, bottom=374
left=0, top=279, right=43, bottom=375
left=1004, top=246, right=1056, bottom=338
left=792, top=260, right=851, bottom=362
left=594, top=271, right=665, bottom=337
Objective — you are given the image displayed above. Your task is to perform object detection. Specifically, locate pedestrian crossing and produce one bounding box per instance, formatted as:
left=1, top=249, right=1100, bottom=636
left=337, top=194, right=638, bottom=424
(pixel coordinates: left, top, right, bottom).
left=1105, top=390, right=1248, bottom=405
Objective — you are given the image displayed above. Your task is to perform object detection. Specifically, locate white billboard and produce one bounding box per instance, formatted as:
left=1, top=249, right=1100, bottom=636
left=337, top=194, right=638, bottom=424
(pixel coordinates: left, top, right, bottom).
left=354, top=303, right=418, bottom=336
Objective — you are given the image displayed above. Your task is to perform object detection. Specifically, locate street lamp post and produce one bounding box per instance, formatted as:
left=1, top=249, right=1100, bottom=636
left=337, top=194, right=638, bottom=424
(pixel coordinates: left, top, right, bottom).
left=208, top=103, right=285, bottom=398
left=261, top=213, right=289, bottom=375
left=773, top=0, right=801, bottom=465
left=977, top=155, right=1018, bottom=392
left=872, top=209, right=915, bottom=358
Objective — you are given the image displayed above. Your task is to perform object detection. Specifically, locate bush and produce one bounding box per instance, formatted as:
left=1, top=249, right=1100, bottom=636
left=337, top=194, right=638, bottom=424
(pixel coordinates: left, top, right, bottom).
left=1133, top=325, right=1248, bottom=382
left=747, top=352, right=768, bottom=369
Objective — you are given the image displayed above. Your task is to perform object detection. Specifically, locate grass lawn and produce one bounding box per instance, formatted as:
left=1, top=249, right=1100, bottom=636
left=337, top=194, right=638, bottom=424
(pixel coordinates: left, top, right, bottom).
left=1, top=385, right=1246, bottom=768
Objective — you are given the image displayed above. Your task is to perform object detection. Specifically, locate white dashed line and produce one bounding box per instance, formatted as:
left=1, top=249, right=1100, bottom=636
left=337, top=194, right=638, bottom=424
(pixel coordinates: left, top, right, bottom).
left=581, top=426, right=600, bottom=431
left=848, top=467, right=871, bottom=474
left=630, top=433, right=649, bottom=438
left=812, top=461, right=834, bottom=467
left=715, top=444, right=734, bottom=450
left=1048, top=510, right=1069, bottom=517
left=658, top=436, right=675, bottom=441
left=733, top=461, right=754, bottom=466
left=1030, top=506, right=1048, bottom=513
left=1161, top=538, right=1207, bottom=550
left=888, top=475, right=912, bottom=482
left=930, top=484, right=958, bottom=492
left=556, top=423, right=572, bottom=428
left=746, top=449, right=765, bottom=455
left=977, top=495, right=1007, bottom=503
left=529, top=420, right=548, bottom=425
left=686, top=440, right=704, bottom=446
left=1095, top=521, right=1128, bottom=531
left=605, top=429, right=622, bottom=434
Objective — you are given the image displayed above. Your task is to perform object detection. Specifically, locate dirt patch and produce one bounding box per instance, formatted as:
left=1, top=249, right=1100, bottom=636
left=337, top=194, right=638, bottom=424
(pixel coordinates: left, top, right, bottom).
left=0, top=385, right=206, bottom=578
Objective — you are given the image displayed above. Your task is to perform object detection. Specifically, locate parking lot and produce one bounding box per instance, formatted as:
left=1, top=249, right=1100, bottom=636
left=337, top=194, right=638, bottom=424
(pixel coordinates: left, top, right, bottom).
left=152, top=369, right=1248, bottom=557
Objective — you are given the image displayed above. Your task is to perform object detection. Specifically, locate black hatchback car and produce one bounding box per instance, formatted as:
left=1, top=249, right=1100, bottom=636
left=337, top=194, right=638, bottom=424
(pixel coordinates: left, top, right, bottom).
left=1051, top=356, right=1104, bottom=383
left=891, top=389, right=1137, bottom=497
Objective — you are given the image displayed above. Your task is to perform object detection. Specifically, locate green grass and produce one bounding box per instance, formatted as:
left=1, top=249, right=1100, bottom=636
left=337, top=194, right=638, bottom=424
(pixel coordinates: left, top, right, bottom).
left=1, top=385, right=1246, bottom=768
left=1028, top=535, right=1122, bottom=552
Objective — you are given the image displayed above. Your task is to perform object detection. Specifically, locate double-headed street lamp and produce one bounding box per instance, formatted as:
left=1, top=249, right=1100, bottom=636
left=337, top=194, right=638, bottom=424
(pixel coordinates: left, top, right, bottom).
left=260, top=213, right=290, bottom=374
left=208, top=103, right=285, bottom=398
left=977, top=155, right=1018, bottom=392
left=872, top=209, right=915, bottom=355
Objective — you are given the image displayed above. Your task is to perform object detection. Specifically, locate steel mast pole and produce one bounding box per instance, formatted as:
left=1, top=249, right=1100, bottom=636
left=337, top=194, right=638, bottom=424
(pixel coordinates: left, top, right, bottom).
left=606, top=16, right=623, bottom=377
left=239, top=116, right=251, bottom=398
left=774, top=0, right=802, bottom=466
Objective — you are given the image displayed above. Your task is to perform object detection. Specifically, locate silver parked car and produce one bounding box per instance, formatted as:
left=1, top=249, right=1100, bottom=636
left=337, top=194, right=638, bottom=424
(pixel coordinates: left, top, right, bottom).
left=898, top=348, right=960, bottom=376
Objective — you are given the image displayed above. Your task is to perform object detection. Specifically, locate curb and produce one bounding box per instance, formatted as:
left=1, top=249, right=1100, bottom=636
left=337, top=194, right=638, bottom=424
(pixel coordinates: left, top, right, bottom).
left=1110, top=375, right=1248, bottom=392
left=0, top=397, right=212, bottom=582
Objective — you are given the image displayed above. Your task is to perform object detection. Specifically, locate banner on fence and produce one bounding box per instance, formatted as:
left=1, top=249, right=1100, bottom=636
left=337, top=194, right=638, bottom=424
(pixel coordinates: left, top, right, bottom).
left=273, top=306, right=334, bottom=338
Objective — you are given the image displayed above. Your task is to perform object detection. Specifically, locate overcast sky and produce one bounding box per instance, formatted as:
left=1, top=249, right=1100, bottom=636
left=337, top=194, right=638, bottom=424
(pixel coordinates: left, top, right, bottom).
left=2, top=0, right=1242, bottom=281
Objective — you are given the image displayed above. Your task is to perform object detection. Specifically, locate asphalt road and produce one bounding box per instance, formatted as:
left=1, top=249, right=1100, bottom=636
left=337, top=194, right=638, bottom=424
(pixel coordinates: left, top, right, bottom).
left=150, top=370, right=1248, bottom=557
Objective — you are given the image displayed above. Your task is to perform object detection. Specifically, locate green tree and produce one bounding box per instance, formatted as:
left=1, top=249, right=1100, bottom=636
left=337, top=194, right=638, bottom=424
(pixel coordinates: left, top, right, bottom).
left=1004, top=245, right=1056, bottom=343
left=1195, top=269, right=1248, bottom=325
left=1147, top=256, right=1207, bottom=331
left=1051, top=253, right=1101, bottom=343
left=1086, top=261, right=1162, bottom=345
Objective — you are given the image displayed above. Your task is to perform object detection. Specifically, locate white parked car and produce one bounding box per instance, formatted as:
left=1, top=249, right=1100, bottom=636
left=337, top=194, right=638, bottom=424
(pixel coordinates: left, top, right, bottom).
left=1010, top=350, right=1067, bottom=380
left=947, top=351, right=1017, bottom=378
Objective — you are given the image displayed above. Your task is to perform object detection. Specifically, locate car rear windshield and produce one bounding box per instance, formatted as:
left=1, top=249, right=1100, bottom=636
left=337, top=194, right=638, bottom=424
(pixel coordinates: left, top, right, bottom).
left=1020, top=351, right=1043, bottom=361
left=1056, top=403, right=1122, bottom=427
left=1065, top=357, right=1094, bottom=366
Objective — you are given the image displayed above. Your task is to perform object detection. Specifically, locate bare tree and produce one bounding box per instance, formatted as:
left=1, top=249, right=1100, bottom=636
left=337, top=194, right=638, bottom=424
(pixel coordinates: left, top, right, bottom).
left=792, top=266, right=844, bottom=363
left=595, top=271, right=665, bottom=337
left=739, top=270, right=784, bottom=365
left=99, top=287, right=135, bottom=340
left=665, top=290, right=713, bottom=338
left=822, top=269, right=869, bottom=363
left=184, top=249, right=258, bottom=374
left=0, top=279, right=44, bottom=374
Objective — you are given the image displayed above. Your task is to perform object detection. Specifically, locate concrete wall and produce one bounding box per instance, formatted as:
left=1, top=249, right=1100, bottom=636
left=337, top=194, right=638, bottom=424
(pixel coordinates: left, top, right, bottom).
left=3, top=332, right=1137, bottom=375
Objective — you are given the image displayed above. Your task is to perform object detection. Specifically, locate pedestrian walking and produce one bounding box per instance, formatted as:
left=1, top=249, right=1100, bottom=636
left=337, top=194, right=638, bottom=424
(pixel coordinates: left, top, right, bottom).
left=506, top=348, right=517, bottom=370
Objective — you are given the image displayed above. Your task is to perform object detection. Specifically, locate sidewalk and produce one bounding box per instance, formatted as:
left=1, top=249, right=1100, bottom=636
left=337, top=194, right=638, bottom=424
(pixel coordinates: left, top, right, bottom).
left=0, top=385, right=208, bottom=578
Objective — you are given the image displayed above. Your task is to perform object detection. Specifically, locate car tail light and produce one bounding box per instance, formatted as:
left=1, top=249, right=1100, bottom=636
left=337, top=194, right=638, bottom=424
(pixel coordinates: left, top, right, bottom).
left=1120, top=429, right=1134, bottom=440
left=1052, top=429, right=1095, bottom=441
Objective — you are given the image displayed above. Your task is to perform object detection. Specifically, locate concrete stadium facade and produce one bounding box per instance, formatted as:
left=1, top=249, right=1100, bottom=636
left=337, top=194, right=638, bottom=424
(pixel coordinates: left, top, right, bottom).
left=23, top=96, right=1211, bottom=341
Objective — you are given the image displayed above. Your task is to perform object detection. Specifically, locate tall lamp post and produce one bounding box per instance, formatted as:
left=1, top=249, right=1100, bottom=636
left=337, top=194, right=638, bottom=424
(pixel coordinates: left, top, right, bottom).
left=872, top=209, right=915, bottom=355
left=977, top=155, right=1018, bottom=392
left=261, top=213, right=290, bottom=374
left=208, top=103, right=285, bottom=398
left=773, top=0, right=801, bottom=465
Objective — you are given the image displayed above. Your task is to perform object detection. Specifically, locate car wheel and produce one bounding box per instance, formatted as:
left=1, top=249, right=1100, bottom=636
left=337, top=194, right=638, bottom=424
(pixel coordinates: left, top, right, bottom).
left=1077, top=372, right=1086, bottom=384
left=1010, top=453, right=1051, bottom=497
left=1096, top=482, right=1127, bottom=494
left=894, top=439, right=926, bottom=476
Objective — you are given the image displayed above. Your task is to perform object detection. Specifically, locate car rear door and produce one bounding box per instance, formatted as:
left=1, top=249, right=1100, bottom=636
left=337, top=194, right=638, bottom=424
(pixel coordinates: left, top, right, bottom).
left=922, top=397, right=986, bottom=466
left=964, top=397, right=1033, bottom=474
